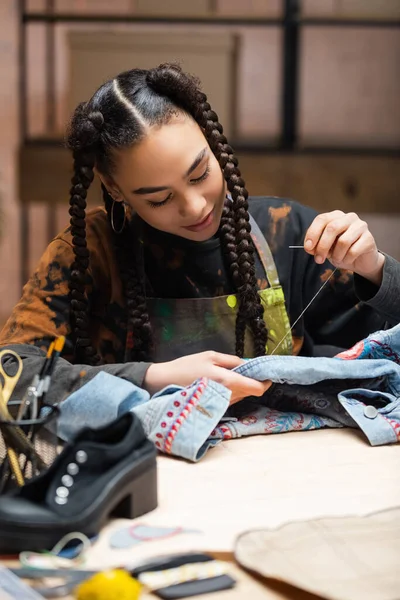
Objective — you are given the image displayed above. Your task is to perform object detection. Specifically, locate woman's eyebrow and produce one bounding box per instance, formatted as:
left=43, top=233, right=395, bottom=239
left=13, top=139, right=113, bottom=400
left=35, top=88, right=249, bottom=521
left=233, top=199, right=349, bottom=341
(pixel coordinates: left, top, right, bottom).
left=132, top=147, right=208, bottom=195
left=184, top=147, right=208, bottom=178
left=132, top=184, right=169, bottom=195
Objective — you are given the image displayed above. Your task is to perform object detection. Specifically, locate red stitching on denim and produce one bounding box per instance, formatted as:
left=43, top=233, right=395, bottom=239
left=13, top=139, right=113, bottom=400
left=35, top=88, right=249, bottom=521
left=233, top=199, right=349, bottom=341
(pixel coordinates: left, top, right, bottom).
left=163, top=379, right=207, bottom=454
left=382, top=414, right=400, bottom=441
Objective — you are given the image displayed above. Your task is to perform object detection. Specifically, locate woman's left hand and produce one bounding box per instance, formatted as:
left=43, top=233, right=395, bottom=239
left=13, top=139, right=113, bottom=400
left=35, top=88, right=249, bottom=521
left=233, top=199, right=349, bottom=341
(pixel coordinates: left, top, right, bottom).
left=304, top=210, right=385, bottom=286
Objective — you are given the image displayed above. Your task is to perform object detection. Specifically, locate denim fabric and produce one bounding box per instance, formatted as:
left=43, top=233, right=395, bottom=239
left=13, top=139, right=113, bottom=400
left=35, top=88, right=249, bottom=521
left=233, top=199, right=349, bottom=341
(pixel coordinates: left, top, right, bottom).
left=58, top=376, right=230, bottom=461
left=58, top=374, right=150, bottom=441
left=58, top=323, right=400, bottom=462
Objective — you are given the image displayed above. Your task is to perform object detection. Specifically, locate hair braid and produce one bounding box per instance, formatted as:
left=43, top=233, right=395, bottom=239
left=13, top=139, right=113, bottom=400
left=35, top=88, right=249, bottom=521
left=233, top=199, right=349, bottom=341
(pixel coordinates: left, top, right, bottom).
left=103, top=188, right=153, bottom=361
left=146, top=65, right=268, bottom=357
left=66, top=104, right=104, bottom=364
left=208, top=113, right=267, bottom=357
left=68, top=151, right=100, bottom=364
left=194, top=92, right=267, bottom=357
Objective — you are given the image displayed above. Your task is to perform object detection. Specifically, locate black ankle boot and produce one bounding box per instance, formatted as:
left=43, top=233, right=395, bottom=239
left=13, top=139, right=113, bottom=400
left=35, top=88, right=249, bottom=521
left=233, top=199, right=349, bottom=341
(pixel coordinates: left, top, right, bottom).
left=0, top=412, right=157, bottom=553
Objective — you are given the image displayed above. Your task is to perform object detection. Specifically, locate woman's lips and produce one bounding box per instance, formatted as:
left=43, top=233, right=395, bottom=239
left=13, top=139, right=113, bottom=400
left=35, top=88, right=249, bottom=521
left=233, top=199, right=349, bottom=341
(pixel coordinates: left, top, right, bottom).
left=182, top=209, right=214, bottom=232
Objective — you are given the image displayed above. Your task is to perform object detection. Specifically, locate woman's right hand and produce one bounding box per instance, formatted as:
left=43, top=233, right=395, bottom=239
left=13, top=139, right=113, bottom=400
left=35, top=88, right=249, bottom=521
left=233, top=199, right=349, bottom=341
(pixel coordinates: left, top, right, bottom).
left=143, top=351, right=271, bottom=404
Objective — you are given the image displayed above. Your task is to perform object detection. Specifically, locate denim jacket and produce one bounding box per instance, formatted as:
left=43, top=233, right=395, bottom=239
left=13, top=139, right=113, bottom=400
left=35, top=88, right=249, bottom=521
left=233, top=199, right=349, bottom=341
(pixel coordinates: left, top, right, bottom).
left=58, top=323, right=400, bottom=462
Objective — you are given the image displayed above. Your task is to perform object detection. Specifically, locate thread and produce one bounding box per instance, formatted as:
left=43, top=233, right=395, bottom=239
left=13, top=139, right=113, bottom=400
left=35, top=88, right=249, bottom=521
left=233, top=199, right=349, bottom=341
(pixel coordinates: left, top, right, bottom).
left=271, top=267, right=339, bottom=356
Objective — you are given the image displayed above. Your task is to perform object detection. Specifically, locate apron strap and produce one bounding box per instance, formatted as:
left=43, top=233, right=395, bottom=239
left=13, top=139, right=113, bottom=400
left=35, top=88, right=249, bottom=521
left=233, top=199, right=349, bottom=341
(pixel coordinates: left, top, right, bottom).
left=249, top=214, right=280, bottom=288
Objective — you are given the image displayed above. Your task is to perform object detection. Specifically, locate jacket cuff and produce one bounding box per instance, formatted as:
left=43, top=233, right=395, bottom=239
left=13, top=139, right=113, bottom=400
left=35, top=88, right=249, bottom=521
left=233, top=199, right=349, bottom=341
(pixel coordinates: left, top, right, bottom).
left=338, top=388, right=399, bottom=446
left=134, top=378, right=230, bottom=462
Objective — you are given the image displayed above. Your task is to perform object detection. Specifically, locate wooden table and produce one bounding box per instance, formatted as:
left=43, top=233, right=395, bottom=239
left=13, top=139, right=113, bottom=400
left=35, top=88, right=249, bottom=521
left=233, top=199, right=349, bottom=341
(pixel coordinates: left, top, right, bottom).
left=2, top=428, right=400, bottom=599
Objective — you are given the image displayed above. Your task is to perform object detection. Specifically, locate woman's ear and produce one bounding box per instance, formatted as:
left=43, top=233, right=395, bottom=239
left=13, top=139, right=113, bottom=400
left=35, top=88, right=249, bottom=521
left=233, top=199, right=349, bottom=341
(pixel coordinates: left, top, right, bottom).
left=96, top=172, right=123, bottom=202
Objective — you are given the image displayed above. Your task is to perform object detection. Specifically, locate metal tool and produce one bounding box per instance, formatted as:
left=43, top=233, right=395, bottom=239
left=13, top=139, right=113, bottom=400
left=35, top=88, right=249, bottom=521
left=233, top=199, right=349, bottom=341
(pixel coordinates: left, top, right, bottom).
left=0, top=349, right=25, bottom=485
left=0, top=350, right=46, bottom=486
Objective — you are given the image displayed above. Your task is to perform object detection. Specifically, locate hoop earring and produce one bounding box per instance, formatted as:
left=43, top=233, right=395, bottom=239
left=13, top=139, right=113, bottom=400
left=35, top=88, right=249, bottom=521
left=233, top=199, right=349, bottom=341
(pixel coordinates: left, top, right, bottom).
left=111, top=200, right=127, bottom=234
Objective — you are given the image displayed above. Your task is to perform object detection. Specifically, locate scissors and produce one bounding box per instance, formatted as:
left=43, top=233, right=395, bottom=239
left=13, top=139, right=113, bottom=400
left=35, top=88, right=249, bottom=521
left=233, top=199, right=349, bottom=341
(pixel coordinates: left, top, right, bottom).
left=0, top=349, right=23, bottom=405
left=0, top=350, right=48, bottom=486
left=0, top=349, right=47, bottom=485
left=0, top=349, right=26, bottom=485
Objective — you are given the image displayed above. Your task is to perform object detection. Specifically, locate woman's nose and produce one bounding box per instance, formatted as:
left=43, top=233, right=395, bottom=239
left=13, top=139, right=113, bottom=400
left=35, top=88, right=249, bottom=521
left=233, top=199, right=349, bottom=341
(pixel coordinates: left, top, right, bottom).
left=177, top=193, right=207, bottom=220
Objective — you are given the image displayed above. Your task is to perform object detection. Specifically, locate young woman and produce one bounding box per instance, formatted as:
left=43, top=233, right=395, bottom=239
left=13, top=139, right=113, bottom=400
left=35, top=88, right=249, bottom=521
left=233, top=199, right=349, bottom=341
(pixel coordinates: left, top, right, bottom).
left=1, top=63, right=399, bottom=404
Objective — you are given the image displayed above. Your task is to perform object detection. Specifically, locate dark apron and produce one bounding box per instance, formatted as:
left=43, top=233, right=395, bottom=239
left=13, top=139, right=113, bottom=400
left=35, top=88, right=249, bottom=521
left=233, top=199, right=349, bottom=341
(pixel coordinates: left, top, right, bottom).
left=143, top=215, right=292, bottom=362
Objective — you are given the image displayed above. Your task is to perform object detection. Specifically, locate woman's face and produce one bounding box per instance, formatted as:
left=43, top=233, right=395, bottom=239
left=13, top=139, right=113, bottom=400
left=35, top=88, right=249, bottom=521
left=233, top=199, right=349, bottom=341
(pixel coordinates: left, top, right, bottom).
left=106, top=115, right=227, bottom=241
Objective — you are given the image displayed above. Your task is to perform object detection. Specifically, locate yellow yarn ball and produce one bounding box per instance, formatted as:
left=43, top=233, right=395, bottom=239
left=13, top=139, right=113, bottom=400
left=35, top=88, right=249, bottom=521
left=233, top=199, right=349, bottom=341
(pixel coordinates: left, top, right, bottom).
left=75, top=569, right=141, bottom=600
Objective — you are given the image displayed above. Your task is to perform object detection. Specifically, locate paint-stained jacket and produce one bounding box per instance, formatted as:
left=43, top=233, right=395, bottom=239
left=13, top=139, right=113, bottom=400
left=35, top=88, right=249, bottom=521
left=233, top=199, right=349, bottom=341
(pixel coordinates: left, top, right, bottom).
left=0, top=197, right=399, bottom=405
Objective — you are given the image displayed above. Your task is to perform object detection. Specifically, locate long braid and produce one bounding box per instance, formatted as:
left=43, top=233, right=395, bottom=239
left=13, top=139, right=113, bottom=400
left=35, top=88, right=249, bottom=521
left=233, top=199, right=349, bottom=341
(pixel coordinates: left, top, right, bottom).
left=203, top=101, right=267, bottom=357
left=146, top=65, right=268, bottom=357
left=103, top=187, right=153, bottom=361
left=67, top=105, right=103, bottom=364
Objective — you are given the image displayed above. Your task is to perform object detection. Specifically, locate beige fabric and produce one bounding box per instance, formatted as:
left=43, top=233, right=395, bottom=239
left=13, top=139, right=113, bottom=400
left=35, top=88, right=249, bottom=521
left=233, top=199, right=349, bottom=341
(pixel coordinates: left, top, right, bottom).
left=235, top=507, right=400, bottom=600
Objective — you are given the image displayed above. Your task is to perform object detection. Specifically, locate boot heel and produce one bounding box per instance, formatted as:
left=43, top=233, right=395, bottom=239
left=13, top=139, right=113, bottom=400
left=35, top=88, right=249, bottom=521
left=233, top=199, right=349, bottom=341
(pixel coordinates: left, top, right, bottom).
left=111, top=463, right=158, bottom=520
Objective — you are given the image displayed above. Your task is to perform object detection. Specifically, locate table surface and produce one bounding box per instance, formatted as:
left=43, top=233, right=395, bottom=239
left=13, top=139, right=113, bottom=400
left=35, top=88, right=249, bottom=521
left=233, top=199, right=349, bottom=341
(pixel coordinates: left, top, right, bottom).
left=2, top=427, right=400, bottom=599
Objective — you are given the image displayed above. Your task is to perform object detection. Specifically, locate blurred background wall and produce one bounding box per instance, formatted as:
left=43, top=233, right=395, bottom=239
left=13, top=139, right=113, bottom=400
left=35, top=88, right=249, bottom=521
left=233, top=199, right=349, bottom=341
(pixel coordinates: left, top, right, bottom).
left=0, top=0, right=399, bottom=321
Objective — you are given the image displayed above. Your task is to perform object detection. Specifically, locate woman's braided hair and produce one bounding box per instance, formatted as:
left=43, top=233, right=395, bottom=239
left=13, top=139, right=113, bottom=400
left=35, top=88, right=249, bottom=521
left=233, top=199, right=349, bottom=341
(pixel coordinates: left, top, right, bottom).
left=66, top=64, right=268, bottom=364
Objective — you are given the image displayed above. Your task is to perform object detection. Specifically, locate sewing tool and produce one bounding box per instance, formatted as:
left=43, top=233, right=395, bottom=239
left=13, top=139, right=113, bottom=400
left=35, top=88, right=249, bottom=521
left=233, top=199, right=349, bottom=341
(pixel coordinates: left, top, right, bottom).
left=15, top=336, right=65, bottom=449
left=16, top=340, right=56, bottom=428
left=38, top=335, right=66, bottom=402
left=138, top=560, right=230, bottom=592
left=36, top=335, right=65, bottom=398
left=130, top=552, right=236, bottom=599
left=0, top=350, right=47, bottom=488
left=271, top=247, right=339, bottom=355
left=40, top=340, right=55, bottom=380
left=0, top=349, right=28, bottom=485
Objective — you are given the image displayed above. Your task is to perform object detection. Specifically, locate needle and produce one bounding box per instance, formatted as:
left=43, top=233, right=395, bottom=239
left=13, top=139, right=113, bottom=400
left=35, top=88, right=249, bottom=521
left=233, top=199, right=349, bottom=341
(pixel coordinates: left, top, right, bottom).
left=271, top=266, right=339, bottom=355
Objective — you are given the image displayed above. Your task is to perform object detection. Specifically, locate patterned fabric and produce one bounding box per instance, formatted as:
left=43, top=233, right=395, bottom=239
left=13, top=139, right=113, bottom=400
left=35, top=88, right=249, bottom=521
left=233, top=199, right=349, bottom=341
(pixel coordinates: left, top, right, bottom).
left=210, top=407, right=340, bottom=441
left=58, top=323, right=400, bottom=462
left=0, top=197, right=391, bottom=364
